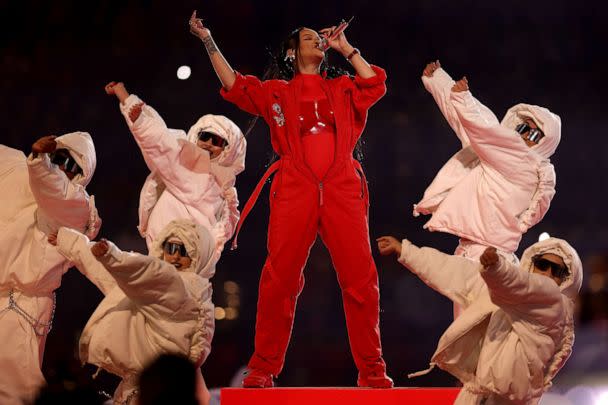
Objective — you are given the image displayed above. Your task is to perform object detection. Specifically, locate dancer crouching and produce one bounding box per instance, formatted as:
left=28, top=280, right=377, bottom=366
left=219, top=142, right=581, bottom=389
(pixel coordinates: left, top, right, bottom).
left=52, top=219, right=214, bottom=404
left=377, top=235, right=581, bottom=404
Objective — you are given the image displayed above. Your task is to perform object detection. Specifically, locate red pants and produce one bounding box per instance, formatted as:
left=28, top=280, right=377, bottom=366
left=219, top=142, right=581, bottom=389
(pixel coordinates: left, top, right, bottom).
left=245, top=159, right=386, bottom=377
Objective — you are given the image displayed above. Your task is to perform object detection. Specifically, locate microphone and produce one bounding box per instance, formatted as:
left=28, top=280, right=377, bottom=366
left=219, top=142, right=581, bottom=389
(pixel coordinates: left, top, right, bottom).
left=320, top=16, right=354, bottom=50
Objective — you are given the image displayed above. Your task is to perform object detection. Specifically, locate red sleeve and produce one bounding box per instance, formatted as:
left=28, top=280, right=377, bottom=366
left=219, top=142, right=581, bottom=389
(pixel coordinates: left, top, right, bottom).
left=220, top=72, right=269, bottom=118
left=350, top=65, right=387, bottom=112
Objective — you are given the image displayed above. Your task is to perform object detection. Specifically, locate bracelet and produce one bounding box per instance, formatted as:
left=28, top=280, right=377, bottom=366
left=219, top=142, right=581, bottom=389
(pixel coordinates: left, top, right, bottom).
left=345, top=48, right=360, bottom=61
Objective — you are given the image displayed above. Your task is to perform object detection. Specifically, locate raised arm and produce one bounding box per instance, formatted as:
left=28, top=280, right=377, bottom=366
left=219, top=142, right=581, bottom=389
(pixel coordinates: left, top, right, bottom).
left=449, top=79, right=530, bottom=177
left=319, top=25, right=375, bottom=79
left=189, top=11, right=236, bottom=91
left=54, top=227, right=117, bottom=295
left=95, top=241, right=193, bottom=318
left=105, top=84, right=214, bottom=206
left=479, top=247, right=563, bottom=323
left=421, top=61, right=470, bottom=147
left=320, top=26, right=387, bottom=112
left=27, top=136, right=90, bottom=233
left=189, top=12, right=270, bottom=118
left=377, top=236, right=482, bottom=308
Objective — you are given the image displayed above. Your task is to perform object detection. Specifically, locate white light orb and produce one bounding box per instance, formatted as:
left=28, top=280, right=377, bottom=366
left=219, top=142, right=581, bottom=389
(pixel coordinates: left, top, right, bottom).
left=214, top=307, right=226, bottom=320
left=177, top=65, right=191, bottom=80
left=538, top=232, right=550, bottom=242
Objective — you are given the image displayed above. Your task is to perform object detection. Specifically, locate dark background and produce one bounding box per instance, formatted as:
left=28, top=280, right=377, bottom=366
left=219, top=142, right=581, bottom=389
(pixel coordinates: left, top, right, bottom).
left=1, top=0, right=607, bottom=392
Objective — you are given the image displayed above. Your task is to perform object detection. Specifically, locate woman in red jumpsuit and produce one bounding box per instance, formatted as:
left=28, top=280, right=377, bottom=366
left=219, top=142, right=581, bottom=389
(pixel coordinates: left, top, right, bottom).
left=189, top=11, right=392, bottom=388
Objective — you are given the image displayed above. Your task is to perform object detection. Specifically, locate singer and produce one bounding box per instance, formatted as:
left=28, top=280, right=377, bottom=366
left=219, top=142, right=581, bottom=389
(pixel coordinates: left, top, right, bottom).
left=189, top=12, right=393, bottom=389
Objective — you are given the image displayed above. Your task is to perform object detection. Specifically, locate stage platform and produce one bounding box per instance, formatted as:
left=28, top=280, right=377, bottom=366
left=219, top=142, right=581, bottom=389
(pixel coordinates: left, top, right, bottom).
left=221, top=387, right=461, bottom=404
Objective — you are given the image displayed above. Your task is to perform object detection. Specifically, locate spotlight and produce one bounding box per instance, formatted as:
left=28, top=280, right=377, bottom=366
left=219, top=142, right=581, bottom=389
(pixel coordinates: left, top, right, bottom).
left=177, top=65, right=191, bottom=80
left=224, top=281, right=240, bottom=294
left=596, top=391, right=608, bottom=405
left=225, top=307, right=239, bottom=320
left=538, top=232, right=550, bottom=242
left=214, top=307, right=226, bottom=320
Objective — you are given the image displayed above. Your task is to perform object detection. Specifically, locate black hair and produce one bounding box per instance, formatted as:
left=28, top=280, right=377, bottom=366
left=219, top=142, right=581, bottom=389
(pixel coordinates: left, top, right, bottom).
left=138, top=354, right=198, bottom=405
left=245, top=27, right=364, bottom=162
left=262, top=27, right=351, bottom=82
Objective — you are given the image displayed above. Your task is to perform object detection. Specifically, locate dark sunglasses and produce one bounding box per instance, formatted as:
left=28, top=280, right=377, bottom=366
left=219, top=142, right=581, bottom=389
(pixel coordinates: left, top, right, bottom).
left=49, top=149, right=83, bottom=175
left=515, top=123, right=545, bottom=144
left=162, top=241, right=189, bottom=257
left=198, top=130, right=228, bottom=148
left=532, top=256, right=569, bottom=279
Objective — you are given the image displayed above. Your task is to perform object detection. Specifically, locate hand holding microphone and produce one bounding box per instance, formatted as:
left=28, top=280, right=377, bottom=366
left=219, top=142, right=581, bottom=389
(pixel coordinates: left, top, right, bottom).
left=319, top=16, right=354, bottom=52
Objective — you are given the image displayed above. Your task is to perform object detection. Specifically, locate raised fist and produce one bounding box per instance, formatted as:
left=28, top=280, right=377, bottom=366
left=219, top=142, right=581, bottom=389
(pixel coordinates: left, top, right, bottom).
left=480, top=247, right=499, bottom=268
left=32, top=136, right=57, bottom=154
left=91, top=239, right=110, bottom=257
left=451, top=76, right=469, bottom=92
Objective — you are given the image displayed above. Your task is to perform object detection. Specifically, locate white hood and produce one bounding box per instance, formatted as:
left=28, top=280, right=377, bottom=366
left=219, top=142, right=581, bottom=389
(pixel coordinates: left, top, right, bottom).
left=186, top=114, right=247, bottom=185
left=520, top=237, right=582, bottom=301
left=520, top=237, right=582, bottom=387
left=501, top=104, right=561, bottom=160
left=149, top=219, right=215, bottom=279
left=54, top=131, right=97, bottom=187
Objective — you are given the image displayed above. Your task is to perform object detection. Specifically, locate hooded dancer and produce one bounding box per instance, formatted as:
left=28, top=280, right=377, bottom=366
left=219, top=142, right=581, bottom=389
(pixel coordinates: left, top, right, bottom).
left=0, top=134, right=100, bottom=404
left=377, top=235, right=582, bottom=404
left=189, top=12, right=392, bottom=388
left=105, top=82, right=246, bottom=262
left=414, top=61, right=561, bottom=274
left=54, top=219, right=215, bottom=405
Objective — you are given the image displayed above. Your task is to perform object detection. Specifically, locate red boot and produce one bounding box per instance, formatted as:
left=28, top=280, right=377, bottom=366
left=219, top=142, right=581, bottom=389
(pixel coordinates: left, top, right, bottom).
left=242, top=368, right=275, bottom=388
left=357, top=372, right=394, bottom=388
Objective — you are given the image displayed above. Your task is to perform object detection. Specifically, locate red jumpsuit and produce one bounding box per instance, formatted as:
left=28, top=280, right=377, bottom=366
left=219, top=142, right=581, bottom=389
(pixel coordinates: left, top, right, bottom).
left=221, top=66, right=389, bottom=383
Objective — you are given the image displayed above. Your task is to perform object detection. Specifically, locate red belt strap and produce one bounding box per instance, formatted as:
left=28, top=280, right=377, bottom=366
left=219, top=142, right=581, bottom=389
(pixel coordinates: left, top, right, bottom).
left=231, top=160, right=281, bottom=250
left=353, top=159, right=369, bottom=202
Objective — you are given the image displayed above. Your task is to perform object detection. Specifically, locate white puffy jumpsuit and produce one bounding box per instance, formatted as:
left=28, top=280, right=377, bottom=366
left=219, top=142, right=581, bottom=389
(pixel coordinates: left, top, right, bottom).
left=415, top=68, right=562, bottom=317
left=399, top=237, right=582, bottom=404
left=117, top=95, right=246, bottom=264
left=0, top=132, right=100, bottom=404
left=56, top=219, right=216, bottom=404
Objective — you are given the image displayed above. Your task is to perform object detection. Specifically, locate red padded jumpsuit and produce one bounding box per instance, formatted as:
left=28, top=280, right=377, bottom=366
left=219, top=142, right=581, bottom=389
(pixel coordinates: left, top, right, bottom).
left=221, top=65, right=389, bottom=382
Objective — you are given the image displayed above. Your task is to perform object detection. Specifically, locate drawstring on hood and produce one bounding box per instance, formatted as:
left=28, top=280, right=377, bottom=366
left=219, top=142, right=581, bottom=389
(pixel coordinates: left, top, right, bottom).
left=186, top=114, right=247, bottom=188
left=501, top=103, right=561, bottom=160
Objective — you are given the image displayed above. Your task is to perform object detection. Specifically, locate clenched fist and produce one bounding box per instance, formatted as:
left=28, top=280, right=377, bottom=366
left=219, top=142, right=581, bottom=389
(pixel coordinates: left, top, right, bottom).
left=451, top=76, right=469, bottom=92
left=480, top=247, right=499, bottom=268
left=47, top=233, right=58, bottom=246
left=105, top=81, right=130, bottom=104
left=32, top=136, right=57, bottom=155
left=91, top=239, right=110, bottom=257
left=423, top=60, right=441, bottom=77
left=128, top=102, right=144, bottom=122
left=376, top=236, right=402, bottom=257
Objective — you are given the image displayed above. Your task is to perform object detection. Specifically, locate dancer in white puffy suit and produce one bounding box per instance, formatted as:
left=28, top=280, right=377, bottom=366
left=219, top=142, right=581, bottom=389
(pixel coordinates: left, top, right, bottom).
left=0, top=133, right=100, bottom=404
left=105, top=81, right=246, bottom=259
left=53, top=219, right=215, bottom=405
left=377, top=235, right=582, bottom=405
left=414, top=61, right=561, bottom=266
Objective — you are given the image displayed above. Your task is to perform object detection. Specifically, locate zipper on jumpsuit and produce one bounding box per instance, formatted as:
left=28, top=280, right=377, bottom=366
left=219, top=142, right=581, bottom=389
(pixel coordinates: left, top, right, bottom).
left=314, top=79, right=344, bottom=209
left=319, top=182, right=324, bottom=206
